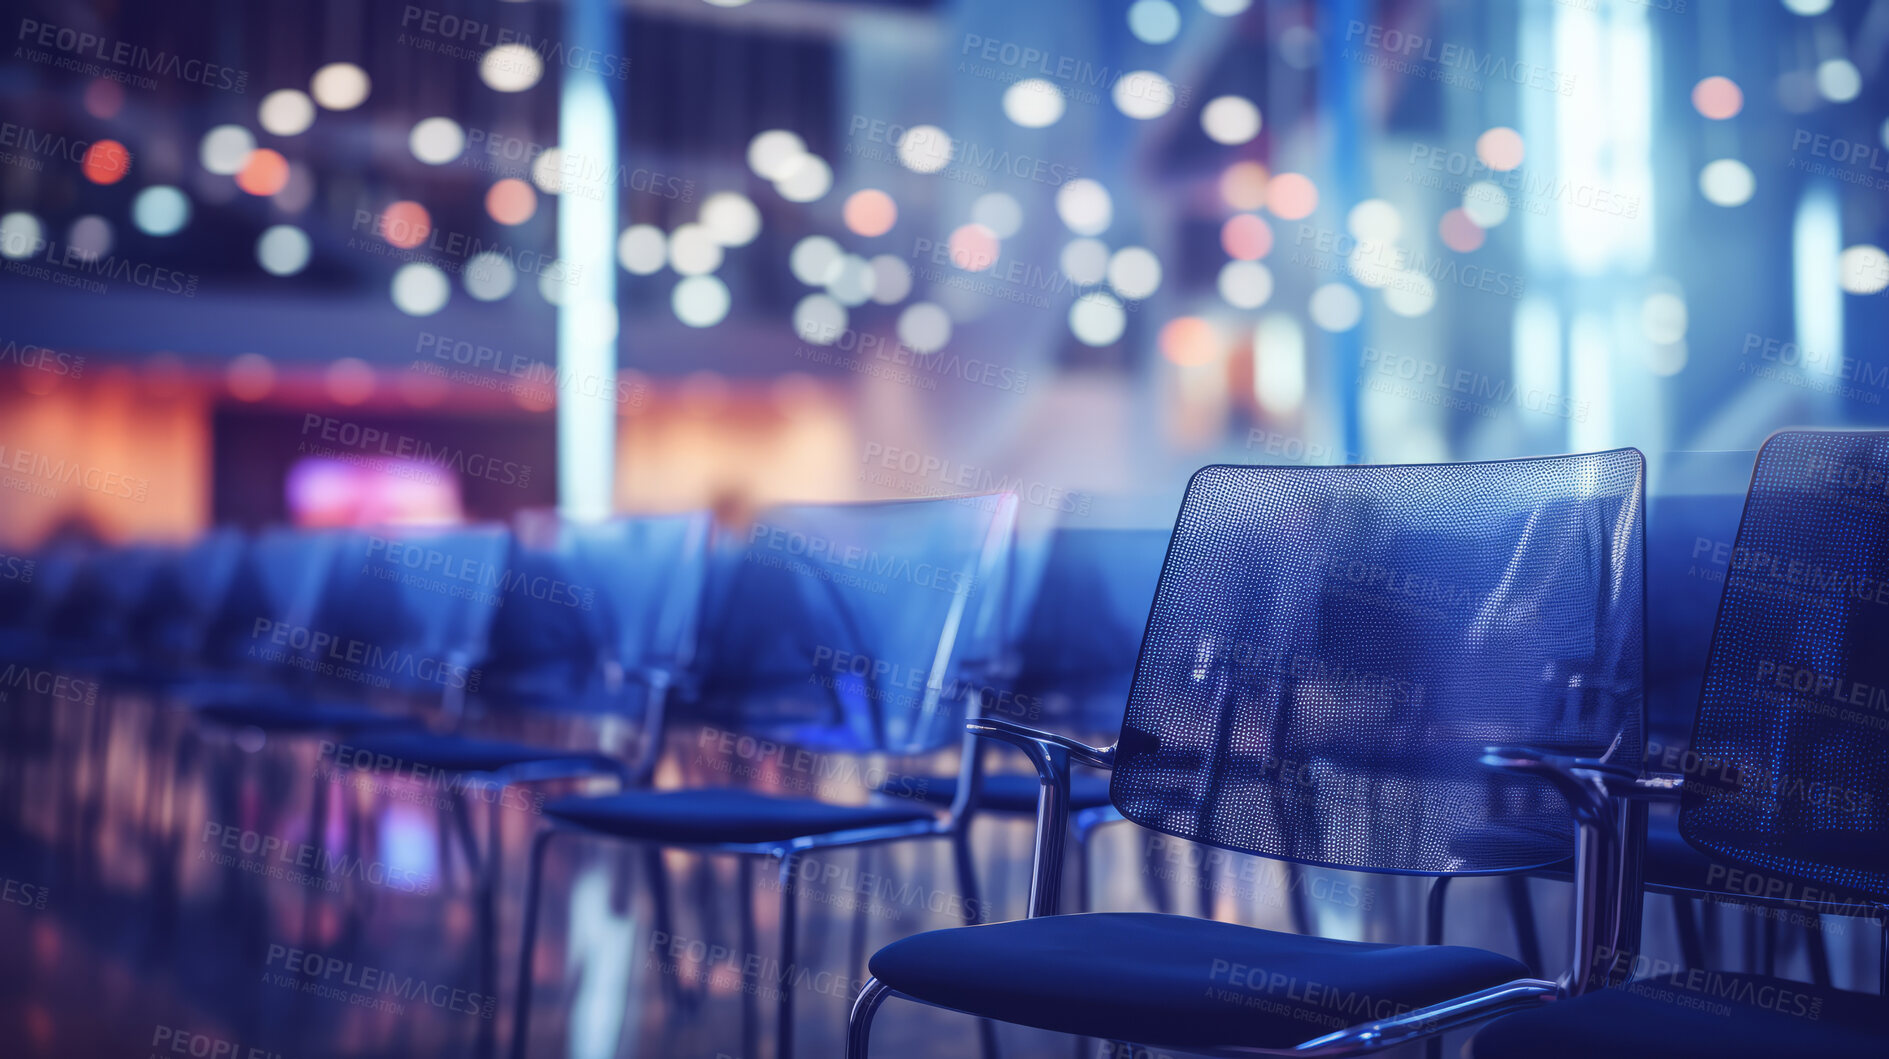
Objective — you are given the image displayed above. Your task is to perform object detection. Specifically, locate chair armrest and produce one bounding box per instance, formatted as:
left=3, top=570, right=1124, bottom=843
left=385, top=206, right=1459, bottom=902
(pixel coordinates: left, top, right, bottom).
left=966, top=719, right=1117, bottom=917
left=966, top=717, right=1116, bottom=770
left=1481, top=745, right=1648, bottom=998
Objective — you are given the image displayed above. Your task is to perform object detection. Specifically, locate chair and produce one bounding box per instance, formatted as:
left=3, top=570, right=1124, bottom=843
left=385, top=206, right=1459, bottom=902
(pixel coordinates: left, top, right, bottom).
left=509, top=493, right=1018, bottom=1059
left=877, top=525, right=1173, bottom=914
left=1430, top=450, right=1763, bottom=977
left=847, top=450, right=1647, bottom=1057
left=1466, top=429, right=1889, bottom=1058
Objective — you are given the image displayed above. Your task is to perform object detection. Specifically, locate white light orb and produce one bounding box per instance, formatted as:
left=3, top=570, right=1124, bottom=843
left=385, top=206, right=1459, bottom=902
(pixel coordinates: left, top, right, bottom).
left=258, top=90, right=316, bottom=136
left=256, top=225, right=311, bottom=276
left=898, top=302, right=953, bottom=353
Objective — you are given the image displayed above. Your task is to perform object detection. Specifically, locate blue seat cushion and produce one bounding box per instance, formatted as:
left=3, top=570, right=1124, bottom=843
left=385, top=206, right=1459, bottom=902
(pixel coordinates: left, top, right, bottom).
left=543, top=788, right=937, bottom=844
left=339, top=732, right=617, bottom=774
left=869, top=912, right=1529, bottom=1050
left=883, top=772, right=1114, bottom=814
left=195, top=701, right=421, bottom=733
left=1467, top=973, right=1889, bottom=1058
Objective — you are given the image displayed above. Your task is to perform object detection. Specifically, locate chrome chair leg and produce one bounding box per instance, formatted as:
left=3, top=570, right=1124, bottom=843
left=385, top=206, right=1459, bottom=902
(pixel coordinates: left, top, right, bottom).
left=847, top=976, right=892, bottom=1059
left=948, top=833, right=1000, bottom=1059
left=740, top=857, right=760, bottom=1059
left=775, top=848, right=804, bottom=1059
left=508, top=827, right=562, bottom=1059
left=1505, top=875, right=1543, bottom=977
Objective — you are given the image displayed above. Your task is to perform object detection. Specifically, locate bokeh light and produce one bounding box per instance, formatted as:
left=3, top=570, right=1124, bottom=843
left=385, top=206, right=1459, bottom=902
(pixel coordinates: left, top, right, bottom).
left=668, top=224, right=724, bottom=276
left=1265, top=173, right=1318, bottom=220
left=1347, top=199, right=1402, bottom=241
left=256, top=225, right=311, bottom=276
left=948, top=224, right=1000, bottom=271
left=674, top=275, right=732, bottom=327
left=485, top=179, right=538, bottom=225
left=1201, top=96, right=1262, bottom=145
left=1309, top=283, right=1363, bottom=332
left=199, top=125, right=255, bottom=175
left=409, top=117, right=466, bottom=165
left=0, top=213, right=41, bottom=259
left=310, top=63, right=371, bottom=110
left=67, top=216, right=111, bottom=261
left=826, top=255, right=877, bottom=306
left=1107, top=246, right=1163, bottom=300
left=1691, top=76, right=1743, bottom=120
left=896, top=126, right=953, bottom=173
left=133, top=186, right=191, bottom=236
left=775, top=154, right=832, bottom=202
left=790, top=236, right=843, bottom=285
left=794, top=294, right=848, bottom=345
left=1462, top=181, right=1510, bottom=227
left=1816, top=59, right=1861, bottom=103
left=1057, top=179, right=1113, bottom=235
left=843, top=189, right=899, bottom=237
left=748, top=130, right=807, bottom=180
left=236, top=149, right=290, bottom=196
left=1217, top=260, right=1273, bottom=309
left=378, top=201, right=432, bottom=249
left=1159, top=317, right=1222, bottom=366
left=869, top=255, right=913, bottom=304
left=1641, top=291, right=1688, bottom=343
left=83, top=78, right=124, bottom=119
left=1003, top=80, right=1066, bottom=128
left=1699, top=159, right=1756, bottom=207
left=898, top=302, right=953, bottom=353
left=1475, top=127, right=1525, bottom=171
left=464, top=253, right=518, bottom=301
left=972, top=193, right=1024, bottom=239
left=226, top=353, right=276, bottom=402
left=1221, top=214, right=1273, bottom=260
left=325, top=358, right=377, bottom=405
left=259, top=89, right=316, bottom=136
left=81, top=139, right=131, bottom=184
left=618, top=224, right=667, bottom=275
left=701, top=192, right=762, bottom=246
left=1070, top=292, right=1127, bottom=345
left=481, top=44, right=545, bottom=92
left=1113, top=71, right=1177, bottom=119
left=1383, top=274, right=1437, bottom=317
left=1060, top=239, right=1110, bottom=285
left=391, top=262, right=451, bottom=316
left=1438, top=208, right=1486, bottom=252
left=1220, top=161, right=1269, bottom=210
left=1838, top=245, right=1889, bottom=295
left=1128, top=1, right=1182, bottom=45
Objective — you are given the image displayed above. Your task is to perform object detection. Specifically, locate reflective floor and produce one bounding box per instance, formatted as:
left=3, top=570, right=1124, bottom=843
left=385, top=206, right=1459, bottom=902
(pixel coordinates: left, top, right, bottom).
left=0, top=680, right=1869, bottom=1058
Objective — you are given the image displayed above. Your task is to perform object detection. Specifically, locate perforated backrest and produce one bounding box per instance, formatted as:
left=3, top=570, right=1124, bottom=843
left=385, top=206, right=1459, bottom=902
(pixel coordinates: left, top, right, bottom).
left=1112, top=451, right=1645, bottom=875
left=691, top=494, right=1017, bottom=755
left=1680, top=430, right=1889, bottom=901
left=1644, top=451, right=1754, bottom=748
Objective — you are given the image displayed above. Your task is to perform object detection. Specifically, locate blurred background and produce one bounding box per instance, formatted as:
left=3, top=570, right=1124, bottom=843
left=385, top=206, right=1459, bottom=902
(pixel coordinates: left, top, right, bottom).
left=1, top=0, right=1887, bottom=1057
left=0, top=0, right=1884, bottom=545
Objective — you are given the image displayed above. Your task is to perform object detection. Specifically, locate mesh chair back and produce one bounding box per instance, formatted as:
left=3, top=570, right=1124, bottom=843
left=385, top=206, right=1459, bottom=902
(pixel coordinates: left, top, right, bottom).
left=1680, top=430, right=1889, bottom=901
left=1644, top=451, right=1752, bottom=749
left=1112, top=451, right=1646, bottom=875
left=309, top=525, right=510, bottom=694
left=692, top=494, right=1017, bottom=755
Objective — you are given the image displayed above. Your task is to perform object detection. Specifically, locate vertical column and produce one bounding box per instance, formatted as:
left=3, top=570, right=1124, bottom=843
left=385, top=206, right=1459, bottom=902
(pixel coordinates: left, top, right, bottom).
left=557, top=0, right=621, bottom=520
